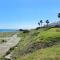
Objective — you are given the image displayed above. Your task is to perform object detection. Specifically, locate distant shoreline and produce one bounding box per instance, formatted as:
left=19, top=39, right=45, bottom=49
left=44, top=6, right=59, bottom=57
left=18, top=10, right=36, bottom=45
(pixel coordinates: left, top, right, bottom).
left=0, top=29, right=17, bottom=32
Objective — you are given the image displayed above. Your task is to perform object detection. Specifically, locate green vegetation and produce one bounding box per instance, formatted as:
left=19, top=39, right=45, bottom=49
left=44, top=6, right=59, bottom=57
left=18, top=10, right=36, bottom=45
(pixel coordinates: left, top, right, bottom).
left=58, top=13, right=60, bottom=18
left=0, top=39, right=6, bottom=44
left=11, top=28, right=60, bottom=60
left=46, top=20, right=49, bottom=27
left=38, top=20, right=43, bottom=27
left=18, top=44, right=60, bottom=60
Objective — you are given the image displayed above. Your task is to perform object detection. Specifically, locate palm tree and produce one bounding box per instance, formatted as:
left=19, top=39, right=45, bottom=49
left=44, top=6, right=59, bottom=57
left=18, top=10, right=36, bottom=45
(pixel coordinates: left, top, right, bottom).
left=57, top=13, right=60, bottom=26
left=58, top=13, right=60, bottom=24
left=46, top=20, right=49, bottom=27
left=38, top=22, right=40, bottom=27
left=58, top=13, right=60, bottom=18
left=40, top=20, right=43, bottom=28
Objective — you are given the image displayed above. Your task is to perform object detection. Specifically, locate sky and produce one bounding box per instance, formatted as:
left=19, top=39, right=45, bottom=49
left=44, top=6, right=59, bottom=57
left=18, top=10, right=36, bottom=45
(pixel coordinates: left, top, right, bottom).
left=0, top=0, right=60, bottom=29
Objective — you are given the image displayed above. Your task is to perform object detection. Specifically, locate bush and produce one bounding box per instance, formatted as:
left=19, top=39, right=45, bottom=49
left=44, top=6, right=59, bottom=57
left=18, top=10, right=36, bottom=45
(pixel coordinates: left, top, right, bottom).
left=10, top=47, right=14, bottom=51
left=19, top=29, right=24, bottom=31
left=36, top=27, right=40, bottom=30
left=1, top=40, right=6, bottom=43
left=23, top=30, right=29, bottom=33
left=5, top=50, right=10, bottom=55
left=54, top=25, right=60, bottom=27
left=19, top=29, right=29, bottom=33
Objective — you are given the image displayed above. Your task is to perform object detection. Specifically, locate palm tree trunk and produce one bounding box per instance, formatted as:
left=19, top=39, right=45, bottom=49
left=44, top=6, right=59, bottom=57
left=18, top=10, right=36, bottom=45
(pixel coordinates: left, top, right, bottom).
left=47, top=23, right=48, bottom=27
left=41, top=23, right=42, bottom=28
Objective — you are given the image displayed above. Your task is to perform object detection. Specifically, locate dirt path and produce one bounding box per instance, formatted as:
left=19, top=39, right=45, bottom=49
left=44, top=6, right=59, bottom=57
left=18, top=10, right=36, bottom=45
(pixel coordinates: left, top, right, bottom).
left=0, top=33, right=20, bottom=57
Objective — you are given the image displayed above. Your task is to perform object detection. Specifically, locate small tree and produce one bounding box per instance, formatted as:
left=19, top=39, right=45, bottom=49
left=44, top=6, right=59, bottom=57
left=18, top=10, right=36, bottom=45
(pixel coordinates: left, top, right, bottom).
left=40, top=20, right=43, bottom=28
left=46, top=20, right=49, bottom=27
left=38, top=22, right=40, bottom=27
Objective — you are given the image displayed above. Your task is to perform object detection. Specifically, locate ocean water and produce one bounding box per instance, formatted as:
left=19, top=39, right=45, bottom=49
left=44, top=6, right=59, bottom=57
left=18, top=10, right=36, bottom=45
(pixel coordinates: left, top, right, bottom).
left=0, top=29, right=17, bottom=32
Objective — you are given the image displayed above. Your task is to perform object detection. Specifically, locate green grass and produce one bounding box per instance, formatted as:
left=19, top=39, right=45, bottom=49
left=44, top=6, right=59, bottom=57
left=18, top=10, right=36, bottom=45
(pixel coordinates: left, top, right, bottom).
left=19, top=44, right=60, bottom=60
left=11, top=28, right=60, bottom=60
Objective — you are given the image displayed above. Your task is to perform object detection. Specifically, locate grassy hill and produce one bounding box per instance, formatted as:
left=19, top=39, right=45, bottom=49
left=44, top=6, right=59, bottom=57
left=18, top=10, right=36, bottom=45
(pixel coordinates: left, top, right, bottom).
left=11, top=28, right=60, bottom=60
left=18, top=44, right=60, bottom=60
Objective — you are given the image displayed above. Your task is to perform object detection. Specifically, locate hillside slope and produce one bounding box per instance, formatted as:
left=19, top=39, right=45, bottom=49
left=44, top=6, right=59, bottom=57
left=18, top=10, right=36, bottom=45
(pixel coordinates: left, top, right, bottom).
left=19, top=44, right=60, bottom=60
left=11, top=28, right=60, bottom=60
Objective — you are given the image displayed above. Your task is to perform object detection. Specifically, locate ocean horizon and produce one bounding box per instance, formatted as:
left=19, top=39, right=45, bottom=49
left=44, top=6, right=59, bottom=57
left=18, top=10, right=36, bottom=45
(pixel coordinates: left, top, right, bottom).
left=0, top=29, right=17, bottom=32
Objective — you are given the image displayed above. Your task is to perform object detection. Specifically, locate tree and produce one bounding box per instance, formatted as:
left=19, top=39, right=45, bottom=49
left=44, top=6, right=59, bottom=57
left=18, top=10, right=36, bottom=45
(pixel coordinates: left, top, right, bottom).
left=46, top=20, right=49, bottom=27
left=40, top=20, right=43, bottom=27
left=38, top=22, right=40, bottom=27
left=57, top=13, right=60, bottom=26
left=58, top=13, right=60, bottom=18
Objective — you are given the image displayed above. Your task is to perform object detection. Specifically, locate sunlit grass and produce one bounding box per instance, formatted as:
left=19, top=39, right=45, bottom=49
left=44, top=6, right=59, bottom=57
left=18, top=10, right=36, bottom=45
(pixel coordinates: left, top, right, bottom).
left=19, top=44, right=60, bottom=60
left=12, top=28, right=60, bottom=60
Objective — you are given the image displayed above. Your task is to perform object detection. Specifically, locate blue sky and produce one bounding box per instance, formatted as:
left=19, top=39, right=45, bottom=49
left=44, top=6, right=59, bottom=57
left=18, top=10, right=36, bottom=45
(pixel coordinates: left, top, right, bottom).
left=0, top=0, right=60, bottom=29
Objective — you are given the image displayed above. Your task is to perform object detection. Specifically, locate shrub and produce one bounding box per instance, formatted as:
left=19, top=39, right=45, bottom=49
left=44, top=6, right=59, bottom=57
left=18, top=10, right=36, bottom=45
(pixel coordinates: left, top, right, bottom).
left=54, top=25, right=60, bottom=27
left=36, top=27, right=40, bottom=30
left=23, top=30, right=29, bottom=33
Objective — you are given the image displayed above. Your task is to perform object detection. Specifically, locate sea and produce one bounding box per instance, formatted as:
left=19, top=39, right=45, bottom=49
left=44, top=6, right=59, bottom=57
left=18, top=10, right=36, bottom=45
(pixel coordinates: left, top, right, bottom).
left=0, top=29, right=17, bottom=32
